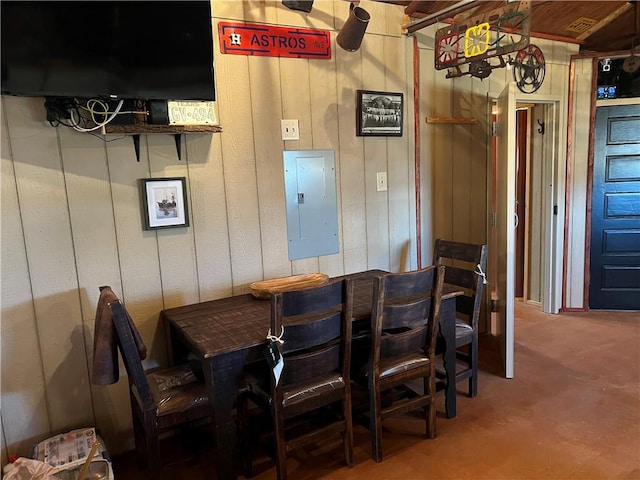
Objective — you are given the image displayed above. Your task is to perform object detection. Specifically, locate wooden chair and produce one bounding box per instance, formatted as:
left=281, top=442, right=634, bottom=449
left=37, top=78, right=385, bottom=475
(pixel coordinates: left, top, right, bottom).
left=239, top=278, right=354, bottom=480
left=355, top=265, right=444, bottom=463
left=107, top=297, right=211, bottom=478
left=433, top=239, right=488, bottom=398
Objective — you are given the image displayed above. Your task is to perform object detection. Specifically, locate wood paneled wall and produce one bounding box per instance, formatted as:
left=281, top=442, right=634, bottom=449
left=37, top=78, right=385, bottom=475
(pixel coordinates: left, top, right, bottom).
left=416, top=27, right=578, bottom=312
left=0, top=0, right=594, bottom=460
left=566, top=58, right=593, bottom=308
left=0, top=0, right=414, bottom=458
left=527, top=104, right=547, bottom=304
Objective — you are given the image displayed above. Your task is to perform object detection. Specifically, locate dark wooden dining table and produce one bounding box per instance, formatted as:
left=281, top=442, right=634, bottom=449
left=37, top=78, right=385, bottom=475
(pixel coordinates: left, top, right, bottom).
left=161, top=269, right=461, bottom=480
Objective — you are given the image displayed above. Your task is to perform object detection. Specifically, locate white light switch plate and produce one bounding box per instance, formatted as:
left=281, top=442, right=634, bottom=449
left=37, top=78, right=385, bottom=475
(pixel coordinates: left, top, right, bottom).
left=376, top=172, right=388, bottom=191
left=281, top=119, right=300, bottom=140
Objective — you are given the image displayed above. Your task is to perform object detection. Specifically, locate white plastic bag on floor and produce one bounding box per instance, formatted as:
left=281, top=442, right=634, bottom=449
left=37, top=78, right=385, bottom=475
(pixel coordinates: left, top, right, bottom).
left=2, top=457, right=57, bottom=480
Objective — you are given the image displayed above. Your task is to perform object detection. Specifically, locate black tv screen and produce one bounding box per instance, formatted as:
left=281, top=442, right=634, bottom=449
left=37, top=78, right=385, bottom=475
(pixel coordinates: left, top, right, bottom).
left=1, top=1, right=215, bottom=101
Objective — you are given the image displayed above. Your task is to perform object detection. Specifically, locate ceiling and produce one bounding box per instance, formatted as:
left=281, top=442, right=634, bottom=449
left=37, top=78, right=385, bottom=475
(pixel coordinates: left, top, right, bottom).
left=380, top=0, right=640, bottom=53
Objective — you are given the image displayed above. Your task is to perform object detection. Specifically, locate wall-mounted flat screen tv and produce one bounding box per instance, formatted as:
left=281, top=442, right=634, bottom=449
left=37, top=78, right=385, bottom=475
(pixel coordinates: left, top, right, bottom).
left=1, top=1, right=215, bottom=101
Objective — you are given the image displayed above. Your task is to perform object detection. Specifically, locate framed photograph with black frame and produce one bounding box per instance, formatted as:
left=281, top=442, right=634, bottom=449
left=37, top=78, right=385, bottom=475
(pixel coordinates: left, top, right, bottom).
left=140, top=177, right=189, bottom=230
left=356, top=90, right=403, bottom=137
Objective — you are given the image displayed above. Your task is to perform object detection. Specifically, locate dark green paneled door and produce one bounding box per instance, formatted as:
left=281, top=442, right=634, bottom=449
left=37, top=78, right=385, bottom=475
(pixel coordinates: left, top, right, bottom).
left=589, top=104, right=640, bottom=310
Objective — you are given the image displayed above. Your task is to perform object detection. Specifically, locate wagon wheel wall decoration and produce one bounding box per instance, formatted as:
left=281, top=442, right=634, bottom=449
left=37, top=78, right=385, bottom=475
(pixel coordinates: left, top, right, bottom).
left=434, top=0, right=531, bottom=79
left=512, top=44, right=546, bottom=93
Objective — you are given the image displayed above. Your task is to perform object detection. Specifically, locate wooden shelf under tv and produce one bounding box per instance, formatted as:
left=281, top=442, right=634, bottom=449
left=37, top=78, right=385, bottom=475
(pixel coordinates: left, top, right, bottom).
left=103, top=124, right=222, bottom=134
left=103, top=124, right=222, bottom=161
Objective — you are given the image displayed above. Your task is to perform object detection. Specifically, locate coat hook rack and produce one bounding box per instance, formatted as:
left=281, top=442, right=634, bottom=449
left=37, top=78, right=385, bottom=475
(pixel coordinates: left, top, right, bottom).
left=537, top=119, right=545, bottom=135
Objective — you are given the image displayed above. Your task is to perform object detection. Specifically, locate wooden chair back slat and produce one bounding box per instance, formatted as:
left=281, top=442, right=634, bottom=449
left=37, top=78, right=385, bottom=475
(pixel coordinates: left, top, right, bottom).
left=381, top=296, right=433, bottom=330
left=380, top=325, right=427, bottom=358
left=434, top=240, right=483, bottom=264
left=443, top=266, right=476, bottom=291
left=279, top=312, right=342, bottom=354
left=282, top=342, right=341, bottom=386
left=383, top=267, right=436, bottom=299
left=280, top=280, right=345, bottom=317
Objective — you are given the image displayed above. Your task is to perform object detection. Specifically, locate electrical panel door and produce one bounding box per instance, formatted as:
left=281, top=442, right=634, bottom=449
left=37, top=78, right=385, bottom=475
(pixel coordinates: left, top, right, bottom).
left=283, top=150, right=339, bottom=261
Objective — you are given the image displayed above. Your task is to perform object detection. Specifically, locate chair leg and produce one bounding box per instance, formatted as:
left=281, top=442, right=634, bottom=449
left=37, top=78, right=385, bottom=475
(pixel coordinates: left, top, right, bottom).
left=469, top=334, right=478, bottom=398
left=425, top=374, right=437, bottom=439
left=342, top=393, right=354, bottom=467
left=132, top=412, right=147, bottom=469
left=143, top=413, right=162, bottom=479
left=369, top=381, right=383, bottom=463
left=273, top=406, right=288, bottom=480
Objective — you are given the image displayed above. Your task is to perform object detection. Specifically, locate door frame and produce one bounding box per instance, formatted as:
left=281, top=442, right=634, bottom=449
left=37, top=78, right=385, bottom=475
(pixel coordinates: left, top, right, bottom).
left=488, top=91, right=563, bottom=379
left=488, top=92, right=565, bottom=316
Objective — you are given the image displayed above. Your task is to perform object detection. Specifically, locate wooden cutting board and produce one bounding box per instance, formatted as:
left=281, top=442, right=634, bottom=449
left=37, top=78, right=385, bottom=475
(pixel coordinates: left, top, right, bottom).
left=250, top=273, right=329, bottom=299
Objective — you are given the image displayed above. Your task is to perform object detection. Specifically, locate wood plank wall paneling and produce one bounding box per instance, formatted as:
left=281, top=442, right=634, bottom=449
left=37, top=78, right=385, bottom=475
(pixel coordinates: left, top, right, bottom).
left=385, top=35, right=413, bottom=273
left=216, top=42, right=265, bottom=294
left=185, top=134, right=234, bottom=302
left=336, top=35, right=368, bottom=275
left=406, top=39, right=418, bottom=271
left=106, top=137, right=166, bottom=368
left=310, top=29, right=345, bottom=278
left=425, top=25, right=455, bottom=245
left=56, top=125, right=128, bottom=450
left=451, top=74, right=474, bottom=242
left=1, top=97, right=51, bottom=456
left=1, top=416, right=7, bottom=466
left=249, top=54, right=292, bottom=280
left=242, top=1, right=278, bottom=25
left=469, top=57, right=491, bottom=247
left=416, top=31, right=577, bottom=315
left=0, top=1, right=413, bottom=458
left=566, top=58, right=593, bottom=308
left=529, top=104, right=545, bottom=303
left=149, top=136, right=201, bottom=309
left=417, top=30, right=436, bottom=265
left=361, top=0, right=391, bottom=37
left=4, top=97, right=94, bottom=433
left=1, top=0, right=590, bottom=460
left=281, top=55, right=319, bottom=275
left=363, top=33, right=391, bottom=272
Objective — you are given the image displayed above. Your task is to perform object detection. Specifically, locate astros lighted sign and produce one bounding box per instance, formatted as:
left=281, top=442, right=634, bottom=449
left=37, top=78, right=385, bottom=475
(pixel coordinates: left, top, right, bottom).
left=218, top=21, right=331, bottom=59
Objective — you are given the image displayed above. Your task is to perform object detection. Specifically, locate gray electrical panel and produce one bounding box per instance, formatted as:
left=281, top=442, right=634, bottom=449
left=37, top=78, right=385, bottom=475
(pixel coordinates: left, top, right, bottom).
left=283, top=150, right=339, bottom=261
